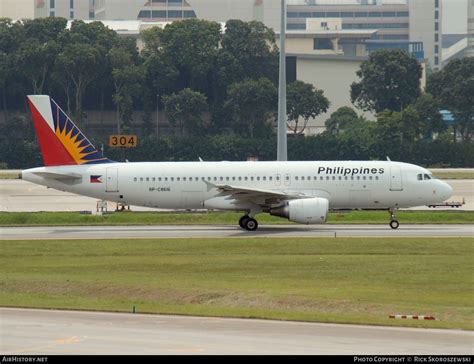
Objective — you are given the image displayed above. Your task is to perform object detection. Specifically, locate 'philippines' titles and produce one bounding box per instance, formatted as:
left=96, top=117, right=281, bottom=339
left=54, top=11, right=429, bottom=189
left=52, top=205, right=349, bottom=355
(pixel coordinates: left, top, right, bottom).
left=317, top=166, right=385, bottom=176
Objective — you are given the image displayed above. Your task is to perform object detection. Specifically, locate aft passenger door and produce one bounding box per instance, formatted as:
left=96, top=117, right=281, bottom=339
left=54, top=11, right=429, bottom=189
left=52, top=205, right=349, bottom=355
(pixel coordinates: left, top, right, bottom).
left=106, top=167, right=119, bottom=192
left=389, top=166, right=403, bottom=191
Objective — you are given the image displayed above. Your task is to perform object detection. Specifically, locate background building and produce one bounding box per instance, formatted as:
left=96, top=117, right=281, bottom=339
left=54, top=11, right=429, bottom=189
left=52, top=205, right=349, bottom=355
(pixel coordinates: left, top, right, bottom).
left=286, top=0, right=442, bottom=70
left=468, top=0, right=474, bottom=57
left=0, top=0, right=90, bottom=20
left=90, top=0, right=281, bottom=30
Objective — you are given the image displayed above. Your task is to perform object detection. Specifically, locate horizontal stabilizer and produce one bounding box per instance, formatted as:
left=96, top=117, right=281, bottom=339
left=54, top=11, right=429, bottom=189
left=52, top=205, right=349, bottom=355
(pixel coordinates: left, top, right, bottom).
left=32, top=171, right=82, bottom=180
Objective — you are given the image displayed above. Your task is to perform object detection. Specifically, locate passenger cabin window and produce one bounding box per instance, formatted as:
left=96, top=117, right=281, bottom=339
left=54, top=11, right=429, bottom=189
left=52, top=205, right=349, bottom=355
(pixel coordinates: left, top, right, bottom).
left=417, top=174, right=423, bottom=180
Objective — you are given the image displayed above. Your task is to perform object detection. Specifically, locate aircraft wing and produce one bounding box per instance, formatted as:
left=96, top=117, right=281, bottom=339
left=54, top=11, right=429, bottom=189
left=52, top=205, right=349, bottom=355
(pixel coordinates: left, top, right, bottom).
left=204, top=180, right=308, bottom=206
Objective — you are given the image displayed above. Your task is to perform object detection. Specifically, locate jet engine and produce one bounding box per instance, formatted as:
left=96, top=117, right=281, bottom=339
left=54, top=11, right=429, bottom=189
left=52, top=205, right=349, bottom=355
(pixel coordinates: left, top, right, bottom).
left=270, top=198, right=329, bottom=224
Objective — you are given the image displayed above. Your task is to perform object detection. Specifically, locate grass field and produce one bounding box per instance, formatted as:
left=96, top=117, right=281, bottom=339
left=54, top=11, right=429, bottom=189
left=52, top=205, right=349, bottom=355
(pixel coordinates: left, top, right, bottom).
left=0, top=237, right=472, bottom=330
left=0, top=173, right=20, bottom=179
left=0, top=210, right=472, bottom=226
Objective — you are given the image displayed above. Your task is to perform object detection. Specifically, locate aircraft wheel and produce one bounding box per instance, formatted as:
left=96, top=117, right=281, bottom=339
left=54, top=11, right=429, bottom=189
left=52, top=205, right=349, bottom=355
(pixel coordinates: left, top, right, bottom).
left=389, top=220, right=399, bottom=229
left=244, top=218, right=258, bottom=231
left=239, top=215, right=249, bottom=228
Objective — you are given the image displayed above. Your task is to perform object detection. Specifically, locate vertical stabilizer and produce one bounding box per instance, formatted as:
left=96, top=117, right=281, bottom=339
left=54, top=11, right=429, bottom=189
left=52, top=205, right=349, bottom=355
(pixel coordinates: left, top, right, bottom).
left=27, top=95, right=111, bottom=166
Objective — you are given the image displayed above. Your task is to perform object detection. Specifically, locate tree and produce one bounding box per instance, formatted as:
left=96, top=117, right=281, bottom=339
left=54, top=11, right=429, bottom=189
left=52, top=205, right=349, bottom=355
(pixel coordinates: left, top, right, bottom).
left=22, top=17, right=67, bottom=43
left=427, top=58, right=474, bottom=141
left=0, top=19, right=24, bottom=114
left=219, top=20, right=279, bottom=84
left=286, top=80, right=329, bottom=135
left=325, top=107, right=362, bottom=136
left=224, top=78, right=277, bottom=138
left=55, top=43, right=101, bottom=123
left=163, top=88, right=208, bottom=135
left=16, top=18, right=67, bottom=94
left=350, top=49, right=422, bottom=113
left=160, top=19, right=221, bottom=95
left=108, top=45, right=143, bottom=134
left=412, top=94, right=446, bottom=138
left=66, top=20, right=120, bottom=113
left=17, top=40, right=60, bottom=94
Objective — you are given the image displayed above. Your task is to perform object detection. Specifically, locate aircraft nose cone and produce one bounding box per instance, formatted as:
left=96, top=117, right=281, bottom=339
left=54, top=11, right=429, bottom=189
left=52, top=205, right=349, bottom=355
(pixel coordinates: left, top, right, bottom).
left=442, top=181, right=454, bottom=200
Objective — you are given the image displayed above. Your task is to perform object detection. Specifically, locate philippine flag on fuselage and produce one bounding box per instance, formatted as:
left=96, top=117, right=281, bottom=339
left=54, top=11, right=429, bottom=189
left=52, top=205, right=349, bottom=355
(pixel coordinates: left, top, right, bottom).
left=90, top=175, right=103, bottom=183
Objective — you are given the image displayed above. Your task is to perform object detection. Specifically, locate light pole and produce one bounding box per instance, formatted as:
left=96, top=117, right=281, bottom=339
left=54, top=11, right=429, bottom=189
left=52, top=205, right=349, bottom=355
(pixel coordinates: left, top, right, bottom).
left=277, top=0, right=288, bottom=161
left=156, top=94, right=159, bottom=136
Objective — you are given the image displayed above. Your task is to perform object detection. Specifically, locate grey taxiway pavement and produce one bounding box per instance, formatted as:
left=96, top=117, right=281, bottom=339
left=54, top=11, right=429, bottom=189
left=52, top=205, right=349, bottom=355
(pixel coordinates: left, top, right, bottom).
left=1, top=308, right=472, bottom=355
left=1, top=224, right=473, bottom=239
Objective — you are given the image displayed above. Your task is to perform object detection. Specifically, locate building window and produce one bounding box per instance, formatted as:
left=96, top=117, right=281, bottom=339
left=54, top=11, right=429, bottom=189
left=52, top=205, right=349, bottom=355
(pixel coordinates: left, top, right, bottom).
left=70, top=0, right=74, bottom=8
left=70, top=11, right=74, bottom=19
left=355, top=12, right=368, bottom=17
left=183, top=11, right=196, bottom=18
left=138, top=10, right=151, bottom=19
left=435, top=0, right=439, bottom=8
left=435, top=33, right=439, bottom=42
left=435, top=10, right=439, bottom=20
left=369, top=12, right=382, bottom=17
left=435, top=56, right=439, bottom=65
left=435, top=45, right=439, bottom=54
left=49, top=11, right=55, bottom=17
left=396, top=11, right=409, bottom=17
left=50, top=0, right=55, bottom=8
left=151, top=10, right=166, bottom=18
left=382, top=12, right=396, bottom=17
left=314, top=38, right=333, bottom=50
left=168, top=0, right=182, bottom=4
left=326, top=12, right=340, bottom=17
left=435, top=22, right=439, bottom=31
left=168, top=10, right=183, bottom=18
left=287, top=24, right=306, bottom=30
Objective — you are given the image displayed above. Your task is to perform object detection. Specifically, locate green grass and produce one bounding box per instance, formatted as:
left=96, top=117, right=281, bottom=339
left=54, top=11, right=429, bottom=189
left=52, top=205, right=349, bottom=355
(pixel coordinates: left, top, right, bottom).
left=0, top=210, right=473, bottom=226
left=0, top=237, right=472, bottom=329
left=0, top=172, right=21, bottom=179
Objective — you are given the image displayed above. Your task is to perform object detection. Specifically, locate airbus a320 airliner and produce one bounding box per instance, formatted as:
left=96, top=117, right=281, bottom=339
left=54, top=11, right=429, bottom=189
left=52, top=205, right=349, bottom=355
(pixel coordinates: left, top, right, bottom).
left=22, top=95, right=453, bottom=230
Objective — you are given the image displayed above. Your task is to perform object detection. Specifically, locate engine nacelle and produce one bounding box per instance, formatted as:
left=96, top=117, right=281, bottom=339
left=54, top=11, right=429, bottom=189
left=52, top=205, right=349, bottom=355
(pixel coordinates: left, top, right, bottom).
left=270, top=198, right=329, bottom=224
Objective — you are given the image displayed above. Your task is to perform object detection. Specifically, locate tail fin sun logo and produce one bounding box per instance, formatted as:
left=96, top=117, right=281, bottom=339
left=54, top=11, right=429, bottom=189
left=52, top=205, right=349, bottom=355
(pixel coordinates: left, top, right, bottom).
left=51, top=100, right=109, bottom=165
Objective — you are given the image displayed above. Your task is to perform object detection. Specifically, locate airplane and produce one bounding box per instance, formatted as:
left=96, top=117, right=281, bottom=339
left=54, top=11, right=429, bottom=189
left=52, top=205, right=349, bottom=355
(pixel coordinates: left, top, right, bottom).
left=21, top=95, right=454, bottom=231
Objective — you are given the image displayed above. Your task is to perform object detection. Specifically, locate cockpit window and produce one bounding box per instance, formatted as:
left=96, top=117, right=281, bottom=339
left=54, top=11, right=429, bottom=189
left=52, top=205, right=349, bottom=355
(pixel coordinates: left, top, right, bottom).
left=418, top=173, right=435, bottom=181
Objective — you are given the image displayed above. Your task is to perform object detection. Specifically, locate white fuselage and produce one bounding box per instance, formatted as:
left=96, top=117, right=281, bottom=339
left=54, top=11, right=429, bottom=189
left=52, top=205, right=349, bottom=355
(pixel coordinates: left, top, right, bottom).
left=22, top=161, right=453, bottom=211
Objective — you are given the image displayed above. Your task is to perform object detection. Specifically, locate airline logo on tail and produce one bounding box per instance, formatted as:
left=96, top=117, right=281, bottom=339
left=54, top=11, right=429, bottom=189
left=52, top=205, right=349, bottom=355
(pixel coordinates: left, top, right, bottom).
left=27, top=95, right=111, bottom=166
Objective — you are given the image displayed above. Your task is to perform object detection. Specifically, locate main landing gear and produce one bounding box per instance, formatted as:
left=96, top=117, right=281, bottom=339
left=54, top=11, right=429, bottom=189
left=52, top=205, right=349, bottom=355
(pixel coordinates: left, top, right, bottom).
left=239, top=215, right=258, bottom=231
left=389, top=207, right=399, bottom=229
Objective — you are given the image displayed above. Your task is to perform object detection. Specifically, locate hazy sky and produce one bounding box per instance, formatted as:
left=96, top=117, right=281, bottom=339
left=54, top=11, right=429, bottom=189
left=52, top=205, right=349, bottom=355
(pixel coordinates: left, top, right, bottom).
left=442, top=0, right=467, bottom=34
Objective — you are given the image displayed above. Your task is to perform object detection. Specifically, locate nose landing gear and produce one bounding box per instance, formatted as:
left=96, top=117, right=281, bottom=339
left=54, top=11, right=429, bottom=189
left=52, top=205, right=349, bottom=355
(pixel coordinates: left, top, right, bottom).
left=239, top=215, right=259, bottom=231
left=389, top=208, right=399, bottom=229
